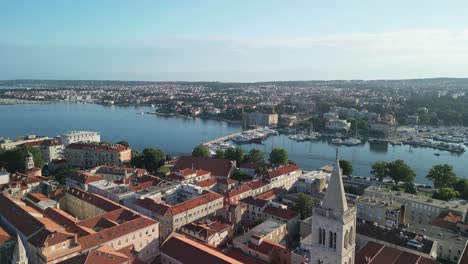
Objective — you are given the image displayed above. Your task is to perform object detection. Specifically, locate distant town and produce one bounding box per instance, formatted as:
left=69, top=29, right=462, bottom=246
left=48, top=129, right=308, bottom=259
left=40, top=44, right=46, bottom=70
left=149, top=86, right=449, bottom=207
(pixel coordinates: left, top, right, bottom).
left=2, top=78, right=468, bottom=154
left=0, top=125, right=467, bottom=263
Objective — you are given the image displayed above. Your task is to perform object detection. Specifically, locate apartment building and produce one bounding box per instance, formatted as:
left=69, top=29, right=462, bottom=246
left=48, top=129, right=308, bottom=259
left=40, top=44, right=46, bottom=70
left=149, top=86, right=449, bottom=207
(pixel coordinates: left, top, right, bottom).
left=242, top=112, right=278, bottom=127
left=0, top=135, right=50, bottom=150
left=21, top=139, right=64, bottom=163
left=59, top=131, right=100, bottom=146
left=133, top=190, right=224, bottom=240
left=64, top=143, right=131, bottom=168
left=0, top=190, right=159, bottom=264
left=364, top=186, right=468, bottom=224
left=264, top=164, right=302, bottom=190
left=356, top=194, right=404, bottom=228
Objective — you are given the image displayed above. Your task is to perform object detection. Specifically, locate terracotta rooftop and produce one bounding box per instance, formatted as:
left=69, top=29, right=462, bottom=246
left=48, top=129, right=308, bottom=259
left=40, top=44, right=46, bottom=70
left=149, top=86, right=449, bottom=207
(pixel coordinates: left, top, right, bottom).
left=245, top=179, right=270, bottom=191
left=160, top=233, right=242, bottom=264
left=68, top=171, right=104, bottom=185
left=256, top=188, right=286, bottom=200
left=240, top=196, right=269, bottom=208
left=135, top=191, right=223, bottom=217
left=224, top=248, right=267, bottom=264
left=29, top=228, right=75, bottom=247
left=0, top=226, right=12, bottom=245
left=355, top=241, right=440, bottom=264
left=196, top=178, right=218, bottom=188
left=265, top=165, right=301, bottom=179
left=66, top=143, right=129, bottom=153
left=173, top=156, right=235, bottom=178
left=431, top=211, right=462, bottom=229
left=26, top=192, right=51, bottom=203
left=67, top=187, right=121, bottom=212
left=263, top=205, right=298, bottom=220
left=58, top=245, right=131, bottom=264
left=247, top=238, right=289, bottom=256
left=0, top=194, right=45, bottom=237
left=224, top=185, right=252, bottom=198
left=20, top=139, right=62, bottom=147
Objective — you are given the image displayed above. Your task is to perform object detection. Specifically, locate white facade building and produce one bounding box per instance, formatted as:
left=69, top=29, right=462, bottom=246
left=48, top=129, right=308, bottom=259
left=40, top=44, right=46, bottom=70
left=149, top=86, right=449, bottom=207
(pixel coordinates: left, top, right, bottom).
left=59, top=131, right=100, bottom=146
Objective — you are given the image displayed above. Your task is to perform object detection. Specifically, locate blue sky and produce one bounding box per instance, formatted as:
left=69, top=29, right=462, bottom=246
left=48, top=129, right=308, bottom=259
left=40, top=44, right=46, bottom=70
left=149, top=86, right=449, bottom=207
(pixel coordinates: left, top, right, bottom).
left=1, top=0, right=468, bottom=81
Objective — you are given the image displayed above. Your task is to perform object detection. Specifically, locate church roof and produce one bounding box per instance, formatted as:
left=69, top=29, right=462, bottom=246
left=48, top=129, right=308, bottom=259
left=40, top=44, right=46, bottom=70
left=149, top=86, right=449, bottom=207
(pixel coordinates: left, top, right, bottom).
left=322, top=159, right=348, bottom=213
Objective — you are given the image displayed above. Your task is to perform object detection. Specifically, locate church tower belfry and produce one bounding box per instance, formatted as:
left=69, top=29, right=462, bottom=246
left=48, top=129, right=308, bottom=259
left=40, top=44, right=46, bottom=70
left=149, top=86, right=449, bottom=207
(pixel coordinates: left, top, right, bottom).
left=25, top=152, right=34, bottom=171
left=12, top=234, right=28, bottom=264
left=309, top=156, right=356, bottom=264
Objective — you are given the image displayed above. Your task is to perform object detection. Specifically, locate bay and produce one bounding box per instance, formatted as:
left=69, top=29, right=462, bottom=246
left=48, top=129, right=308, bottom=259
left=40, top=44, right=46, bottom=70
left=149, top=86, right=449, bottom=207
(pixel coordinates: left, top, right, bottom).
left=0, top=103, right=466, bottom=184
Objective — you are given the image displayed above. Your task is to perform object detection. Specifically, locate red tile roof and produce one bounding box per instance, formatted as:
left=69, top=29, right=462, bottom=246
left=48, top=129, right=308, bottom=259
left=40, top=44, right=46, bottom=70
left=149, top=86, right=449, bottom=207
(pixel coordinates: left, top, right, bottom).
left=68, top=171, right=104, bottom=185
left=29, top=228, right=75, bottom=247
left=196, top=178, right=218, bottom=188
left=224, top=185, right=252, bottom=199
left=355, top=241, right=440, bottom=264
left=67, top=187, right=122, bottom=212
left=247, top=238, right=288, bottom=255
left=224, top=248, right=267, bottom=264
left=245, top=179, right=270, bottom=191
left=135, top=191, right=224, bottom=217
left=256, top=188, right=286, bottom=200
left=263, top=205, right=298, bottom=220
left=160, top=233, right=242, bottom=264
left=240, top=196, right=269, bottom=208
left=173, top=156, right=235, bottom=178
left=20, top=139, right=62, bottom=147
left=0, top=227, right=12, bottom=245
left=66, top=143, right=130, bottom=153
left=58, top=245, right=131, bottom=264
left=0, top=194, right=45, bottom=237
left=265, top=165, right=301, bottom=179
left=431, top=211, right=462, bottom=229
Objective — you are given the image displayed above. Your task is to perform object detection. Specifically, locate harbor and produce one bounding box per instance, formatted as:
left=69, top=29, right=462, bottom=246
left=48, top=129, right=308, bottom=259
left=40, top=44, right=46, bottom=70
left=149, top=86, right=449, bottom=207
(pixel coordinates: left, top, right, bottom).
left=1, top=103, right=467, bottom=183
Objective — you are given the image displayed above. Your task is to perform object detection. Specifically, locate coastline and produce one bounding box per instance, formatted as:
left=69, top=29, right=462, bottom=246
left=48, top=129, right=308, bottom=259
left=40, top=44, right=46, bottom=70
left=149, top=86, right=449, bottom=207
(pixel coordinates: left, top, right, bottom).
left=146, top=111, right=243, bottom=125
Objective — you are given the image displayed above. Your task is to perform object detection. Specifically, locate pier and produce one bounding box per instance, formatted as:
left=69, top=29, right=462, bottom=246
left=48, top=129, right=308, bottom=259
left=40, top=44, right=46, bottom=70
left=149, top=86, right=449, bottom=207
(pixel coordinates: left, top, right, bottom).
left=203, top=129, right=257, bottom=145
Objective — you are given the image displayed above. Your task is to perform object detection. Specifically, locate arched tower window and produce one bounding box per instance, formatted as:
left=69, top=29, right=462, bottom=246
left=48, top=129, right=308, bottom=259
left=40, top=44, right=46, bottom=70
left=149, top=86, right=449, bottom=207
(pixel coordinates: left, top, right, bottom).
left=349, top=226, right=353, bottom=246
left=344, top=230, right=349, bottom=249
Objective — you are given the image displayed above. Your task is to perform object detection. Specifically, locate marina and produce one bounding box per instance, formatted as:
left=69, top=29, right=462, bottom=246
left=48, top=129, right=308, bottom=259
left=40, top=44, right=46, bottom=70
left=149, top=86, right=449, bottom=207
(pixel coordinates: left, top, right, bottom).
left=1, top=103, right=467, bottom=183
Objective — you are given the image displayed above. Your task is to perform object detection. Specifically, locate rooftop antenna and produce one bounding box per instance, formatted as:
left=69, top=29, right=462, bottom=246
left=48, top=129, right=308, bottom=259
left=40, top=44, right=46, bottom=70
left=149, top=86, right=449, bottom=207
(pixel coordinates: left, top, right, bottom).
left=335, top=147, right=339, bottom=161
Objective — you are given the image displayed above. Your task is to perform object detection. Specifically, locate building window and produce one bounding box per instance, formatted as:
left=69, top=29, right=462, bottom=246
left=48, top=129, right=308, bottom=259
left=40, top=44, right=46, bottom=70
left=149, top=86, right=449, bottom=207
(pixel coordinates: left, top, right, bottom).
left=329, top=231, right=333, bottom=248
left=333, top=232, right=337, bottom=249
left=318, top=228, right=323, bottom=245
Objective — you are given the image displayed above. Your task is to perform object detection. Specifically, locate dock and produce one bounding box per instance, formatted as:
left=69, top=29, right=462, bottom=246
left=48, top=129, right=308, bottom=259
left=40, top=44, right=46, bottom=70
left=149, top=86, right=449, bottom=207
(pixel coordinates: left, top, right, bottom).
left=203, top=129, right=258, bottom=146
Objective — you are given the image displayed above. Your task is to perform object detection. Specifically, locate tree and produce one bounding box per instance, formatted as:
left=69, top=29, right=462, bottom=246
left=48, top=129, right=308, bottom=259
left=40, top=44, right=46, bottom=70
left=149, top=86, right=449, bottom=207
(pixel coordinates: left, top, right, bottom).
left=231, top=170, right=253, bottom=182
left=0, top=146, right=44, bottom=172
left=433, top=187, right=459, bottom=201
left=339, top=160, right=353, bottom=175
left=402, top=182, right=417, bottom=194
left=116, top=141, right=130, bottom=147
left=100, top=140, right=111, bottom=145
left=245, top=149, right=264, bottom=163
left=269, top=148, right=288, bottom=166
left=131, top=148, right=165, bottom=172
left=225, top=147, right=244, bottom=165
left=50, top=165, right=79, bottom=184
left=426, top=164, right=458, bottom=189
left=192, top=145, right=209, bottom=157
left=387, top=160, right=416, bottom=184
left=454, top=178, right=468, bottom=195
left=371, top=161, right=389, bottom=181
left=214, top=149, right=225, bottom=159
left=292, top=193, right=316, bottom=219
